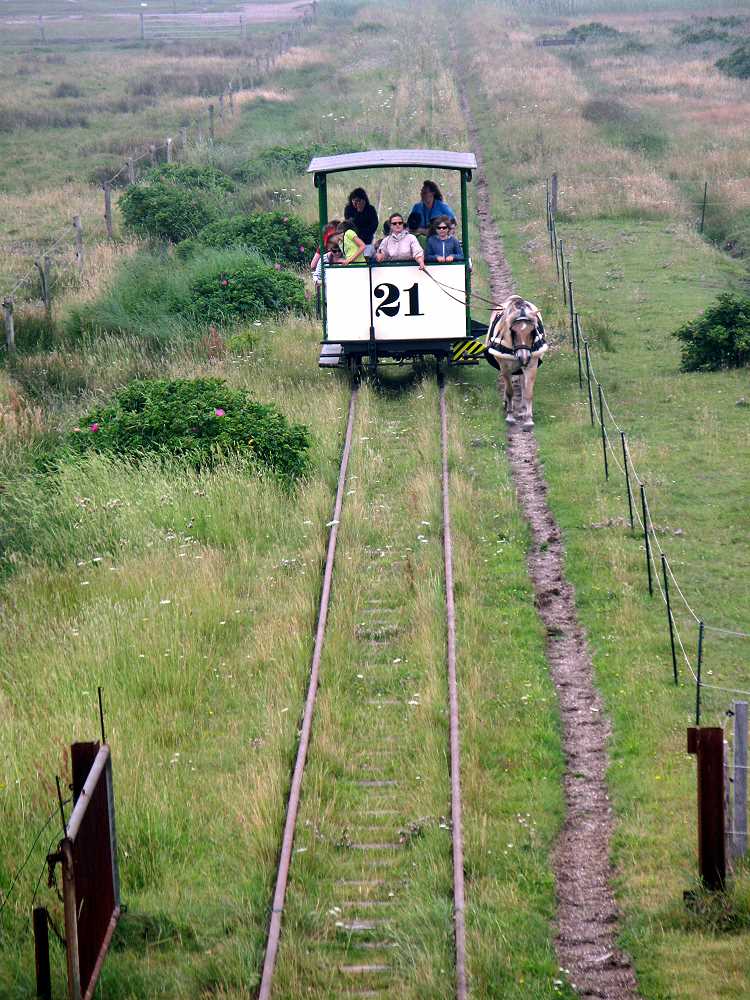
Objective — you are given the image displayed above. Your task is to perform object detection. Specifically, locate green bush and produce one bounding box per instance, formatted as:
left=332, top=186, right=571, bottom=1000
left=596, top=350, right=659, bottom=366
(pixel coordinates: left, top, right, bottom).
left=237, top=142, right=360, bottom=182
left=177, top=211, right=318, bottom=267
left=66, top=248, right=306, bottom=339
left=717, top=42, right=750, bottom=79
left=189, top=254, right=306, bottom=323
left=67, top=377, right=311, bottom=479
left=120, top=183, right=216, bottom=243
left=566, top=22, right=621, bottom=43
left=672, top=293, right=750, bottom=372
left=144, top=162, right=235, bottom=192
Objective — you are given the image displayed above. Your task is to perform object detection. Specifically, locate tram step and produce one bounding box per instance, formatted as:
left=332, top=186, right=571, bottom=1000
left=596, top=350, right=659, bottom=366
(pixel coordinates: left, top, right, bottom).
left=319, top=343, right=345, bottom=367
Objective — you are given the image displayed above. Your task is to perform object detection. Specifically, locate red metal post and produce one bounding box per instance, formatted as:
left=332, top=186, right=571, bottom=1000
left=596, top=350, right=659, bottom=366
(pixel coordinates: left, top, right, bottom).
left=687, top=727, right=727, bottom=890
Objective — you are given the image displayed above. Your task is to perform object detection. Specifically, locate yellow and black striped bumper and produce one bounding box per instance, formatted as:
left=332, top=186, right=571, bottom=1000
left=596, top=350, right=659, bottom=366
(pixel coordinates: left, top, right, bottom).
left=451, top=338, right=486, bottom=364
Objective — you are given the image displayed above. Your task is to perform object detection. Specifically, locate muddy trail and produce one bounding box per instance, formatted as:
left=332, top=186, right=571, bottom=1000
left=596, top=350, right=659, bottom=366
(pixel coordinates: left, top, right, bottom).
left=458, top=88, right=642, bottom=1000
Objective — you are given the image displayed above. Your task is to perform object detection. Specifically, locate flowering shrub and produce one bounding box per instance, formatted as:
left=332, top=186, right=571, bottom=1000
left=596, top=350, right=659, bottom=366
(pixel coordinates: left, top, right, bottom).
left=672, top=293, right=750, bottom=372
left=189, top=255, right=306, bottom=323
left=177, top=211, right=318, bottom=267
left=68, top=377, right=311, bottom=479
left=120, top=183, right=216, bottom=243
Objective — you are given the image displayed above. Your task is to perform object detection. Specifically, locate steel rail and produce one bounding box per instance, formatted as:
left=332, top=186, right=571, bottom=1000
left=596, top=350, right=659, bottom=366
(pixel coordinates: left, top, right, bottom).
left=439, top=375, right=469, bottom=999
left=257, top=385, right=358, bottom=1000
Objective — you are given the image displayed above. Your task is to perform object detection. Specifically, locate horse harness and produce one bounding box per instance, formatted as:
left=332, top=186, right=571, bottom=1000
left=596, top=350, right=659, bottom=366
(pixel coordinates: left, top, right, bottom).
left=485, top=309, right=547, bottom=371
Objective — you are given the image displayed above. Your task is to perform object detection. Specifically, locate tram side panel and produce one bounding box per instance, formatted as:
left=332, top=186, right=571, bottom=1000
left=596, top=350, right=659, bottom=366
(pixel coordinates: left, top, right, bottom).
left=323, top=263, right=467, bottom=343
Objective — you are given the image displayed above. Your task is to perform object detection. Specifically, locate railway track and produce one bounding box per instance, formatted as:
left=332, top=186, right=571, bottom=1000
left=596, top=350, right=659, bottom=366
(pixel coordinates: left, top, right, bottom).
left=257, top=374, right=468, bottom=999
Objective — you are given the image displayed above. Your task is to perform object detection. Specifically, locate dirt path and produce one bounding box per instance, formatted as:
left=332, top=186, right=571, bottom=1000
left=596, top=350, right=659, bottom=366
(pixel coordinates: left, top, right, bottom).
left=458, top=88, right=643, bottom=1000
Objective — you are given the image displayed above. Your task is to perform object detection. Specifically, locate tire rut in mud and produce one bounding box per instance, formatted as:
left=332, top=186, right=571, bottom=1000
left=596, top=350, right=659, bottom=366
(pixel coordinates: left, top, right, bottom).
left=458, top=85, right=642, bottom=1000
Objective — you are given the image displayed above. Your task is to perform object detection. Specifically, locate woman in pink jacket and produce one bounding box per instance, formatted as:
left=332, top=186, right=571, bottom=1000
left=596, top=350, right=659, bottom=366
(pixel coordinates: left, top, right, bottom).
left=375, top=213, right=425, bottom=270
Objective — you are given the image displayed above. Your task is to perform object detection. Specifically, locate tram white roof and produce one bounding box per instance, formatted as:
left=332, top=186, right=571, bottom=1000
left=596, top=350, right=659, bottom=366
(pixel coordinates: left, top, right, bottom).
left=307, top=149, right=478, bottom=174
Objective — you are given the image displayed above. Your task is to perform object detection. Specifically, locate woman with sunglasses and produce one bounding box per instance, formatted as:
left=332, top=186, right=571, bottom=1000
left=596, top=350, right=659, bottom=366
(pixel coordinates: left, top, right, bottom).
left=425, top=215, right=463, bottom=263
left=375, top=213, right=425, bottom=269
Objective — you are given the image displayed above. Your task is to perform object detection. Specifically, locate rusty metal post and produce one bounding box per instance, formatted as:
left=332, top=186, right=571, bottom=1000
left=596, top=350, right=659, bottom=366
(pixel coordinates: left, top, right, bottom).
left=33, top=907, right=52, bottom=1000
left=687, top=727, right=727, bottom=890
left=61, top=839, right=82, bottom=1000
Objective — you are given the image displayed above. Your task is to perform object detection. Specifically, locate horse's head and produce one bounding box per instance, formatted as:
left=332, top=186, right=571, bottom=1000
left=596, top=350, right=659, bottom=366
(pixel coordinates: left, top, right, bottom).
left=503, top=296, right=539, bottom=367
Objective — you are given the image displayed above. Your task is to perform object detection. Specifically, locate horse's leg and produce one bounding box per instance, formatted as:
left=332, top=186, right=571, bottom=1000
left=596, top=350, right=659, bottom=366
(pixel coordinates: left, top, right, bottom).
left=521, top=362, right=539, bottom=429
left=501, top=366, right=516, bottom=423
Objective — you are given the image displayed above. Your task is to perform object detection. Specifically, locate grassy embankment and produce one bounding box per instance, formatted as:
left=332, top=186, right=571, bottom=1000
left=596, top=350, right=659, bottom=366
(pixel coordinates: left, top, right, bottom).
left=1, top=2, right=575, bottom=997
left=462, top=3, right=750, bottom=998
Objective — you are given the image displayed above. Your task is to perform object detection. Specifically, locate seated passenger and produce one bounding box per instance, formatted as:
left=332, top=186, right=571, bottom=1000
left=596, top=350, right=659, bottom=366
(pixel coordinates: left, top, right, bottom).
left=309, top=219, right=341, bottom=279
left=375, top=213, right=425, bottom=270
left=335, top=221, right=366, bottom=266
left=343, top=188, right=379, bottom=258
left=425, top=216, right=463, bottom=263
left=409, top=179, right=456, bottom=234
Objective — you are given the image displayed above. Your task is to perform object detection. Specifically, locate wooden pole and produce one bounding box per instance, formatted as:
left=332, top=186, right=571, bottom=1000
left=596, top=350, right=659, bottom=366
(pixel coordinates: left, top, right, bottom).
left=33, top=907, right=52, bottom=1000
left=687, top=727, right=727, bottom=890
left=699, top=181, right=708, bottom=234
left=139, top=11, right=145, bottom=40
left=208, top=104, right=215, bottom=141
left=550, top=171, right=558, bottom=217
left=103, top=182, right=113, bottom=239
left=180, top=126, right=188, bottom=149
left=218, top=92, right=225, bottom=121
left=239, top=14, right=245, bottom=39
left=37, top=14, right=45, bottom=43
left=149, top=143, right=157, bottom=166
left=166, top=136, right=173, bottom=163
left=3, top=298, right=15, bottom=357
left=127, top=156, right=135, bottom=185
left=228, top=85, right=234, bottom=115
left=734, top=701, right=748, bottom=858
left=34, top=258, right=49, bottom=312
left=43, top=255, right=52, bottom=315
left=73, top=215, right=84, bottom=273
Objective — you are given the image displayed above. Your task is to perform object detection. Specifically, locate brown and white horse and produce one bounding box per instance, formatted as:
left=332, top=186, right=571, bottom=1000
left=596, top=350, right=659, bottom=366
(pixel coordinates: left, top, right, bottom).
left=484, top=295, right=548, bottom=430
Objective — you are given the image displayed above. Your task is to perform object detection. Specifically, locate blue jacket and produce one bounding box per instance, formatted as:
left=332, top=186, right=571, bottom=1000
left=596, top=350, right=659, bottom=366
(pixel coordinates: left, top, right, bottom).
left=425, top=235, right=463, bottom=262
left=409, top=198, right=456, bottom=230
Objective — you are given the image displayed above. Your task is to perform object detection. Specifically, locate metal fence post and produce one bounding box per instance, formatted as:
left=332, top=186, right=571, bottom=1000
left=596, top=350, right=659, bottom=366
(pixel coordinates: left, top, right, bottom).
left=640, top=484, right=653, bottom=596
left=574, top=312, right=583, bottom=389
left=621, top=432, right=634, bottom=531
left=734, top=701, right=748, bottom=858
left=560, top=241, right=566, bottom=303
left=687, top=726, right=726, bottom=890
left=597, top=383, right=608, bottom=480
left=696, top=620, right=704, bottom=725
left=661, top=554, right=678, bottom=684
left=584, top=339, right=594, bottom=426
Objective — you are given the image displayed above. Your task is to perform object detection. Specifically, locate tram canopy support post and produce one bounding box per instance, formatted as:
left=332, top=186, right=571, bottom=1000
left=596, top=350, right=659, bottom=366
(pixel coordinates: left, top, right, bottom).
left=460, top=169, right=472, bottom=337
left=315, top=172, right=328, bottom=339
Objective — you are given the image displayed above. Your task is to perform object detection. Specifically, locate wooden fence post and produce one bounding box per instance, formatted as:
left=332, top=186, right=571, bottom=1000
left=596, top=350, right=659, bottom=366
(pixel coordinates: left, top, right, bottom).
left=166, top=136, right=173, bottom=163
left=180, top=126, right=188, bottom=149
left=228, top=85, right=234, bottom=115
left=218, top=92, right=225, bottom=121
left=3, top=298, right=14, bottom=356
left=734, top=701, right=748, bottom=858
left=149, top=143, right=157, bottom=166
left=73, top=215, right=84, bottom=273
left=239, top=14, right=245, bottom=39
left=208, top=104, right=215, bottom=141
left=139, top=11, right=145, bottom=40
left=103, top=182, right=113, bottom=239
left=34, top=257, right=51, bottom=311
left=43, top=255, right=52, bottom=315
left=127, top=156, right=135, bottom=185
left=38, top=14, right=46, bottom=43
left=550, top=172, right=558, bottom=218
left=687, top=726, right=727, bottom=890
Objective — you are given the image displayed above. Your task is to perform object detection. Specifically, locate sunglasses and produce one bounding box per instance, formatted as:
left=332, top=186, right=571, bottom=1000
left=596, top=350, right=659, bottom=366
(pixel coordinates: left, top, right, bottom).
left=436, top=225, right=449, bottom=230
left=390, top=220, right=404, bottom=226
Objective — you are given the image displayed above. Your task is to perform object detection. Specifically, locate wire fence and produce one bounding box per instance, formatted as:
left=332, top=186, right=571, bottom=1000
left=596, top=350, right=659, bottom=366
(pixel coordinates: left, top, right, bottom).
left=545, top=182, right=749, bottom=726
left=0, top=16, right=312, bottom=349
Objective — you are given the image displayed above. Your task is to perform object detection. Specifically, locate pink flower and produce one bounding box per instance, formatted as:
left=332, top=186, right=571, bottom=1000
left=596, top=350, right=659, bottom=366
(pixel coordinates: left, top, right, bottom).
left=274, top=263, right=282, bottom=271
left=90, top=423, right=100, bottom=432
left=282, top=216, right=288, bottom=222
left=214, top=408, right=225, bottom=417
left=221, top=279, right=228, bottom=286
left=299, top=245, right=305, bottom=252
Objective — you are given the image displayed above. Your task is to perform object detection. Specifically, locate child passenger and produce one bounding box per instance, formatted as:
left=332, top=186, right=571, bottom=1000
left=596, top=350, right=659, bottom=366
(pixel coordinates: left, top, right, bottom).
left=425, top=216, right=463, bottom=263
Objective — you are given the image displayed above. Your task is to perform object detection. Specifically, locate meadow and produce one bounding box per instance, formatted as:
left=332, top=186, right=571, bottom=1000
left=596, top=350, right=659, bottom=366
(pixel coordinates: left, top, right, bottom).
left=1, top=0, right=750, bottom=997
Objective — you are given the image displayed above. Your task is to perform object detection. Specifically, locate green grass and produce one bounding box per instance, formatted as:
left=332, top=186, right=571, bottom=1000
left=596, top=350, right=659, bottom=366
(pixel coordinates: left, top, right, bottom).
left=461, top=3, right=750, bottom=994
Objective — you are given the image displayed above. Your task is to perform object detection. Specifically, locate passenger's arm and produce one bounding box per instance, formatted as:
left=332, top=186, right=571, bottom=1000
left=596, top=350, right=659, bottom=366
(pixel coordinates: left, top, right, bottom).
left=344, top=234, right=366, bottom=265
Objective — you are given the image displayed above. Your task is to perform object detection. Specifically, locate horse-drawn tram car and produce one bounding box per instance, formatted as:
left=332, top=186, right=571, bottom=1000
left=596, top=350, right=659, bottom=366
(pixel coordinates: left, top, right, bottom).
left=308, top=149, right=488, bottom=370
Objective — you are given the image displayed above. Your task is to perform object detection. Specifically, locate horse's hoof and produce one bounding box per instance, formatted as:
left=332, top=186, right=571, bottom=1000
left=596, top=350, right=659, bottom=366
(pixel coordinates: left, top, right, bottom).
left=505, top=414, right=516, bottom=425
left=522, top=419, right=534, bottom=431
